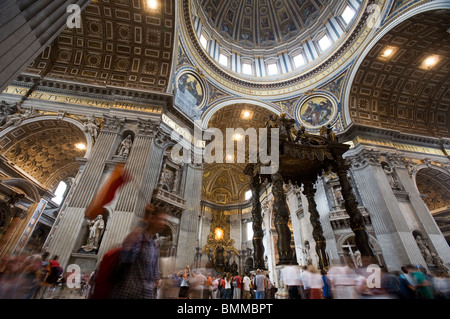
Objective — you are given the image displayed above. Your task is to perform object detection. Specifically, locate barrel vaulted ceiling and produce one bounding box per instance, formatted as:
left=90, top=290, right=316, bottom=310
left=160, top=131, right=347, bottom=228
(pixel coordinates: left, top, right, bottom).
left=24, top=0, right=176, bottom=93
left=0, top=120, right=87, bottom=191
left=348, top=9, right=450, bottom=138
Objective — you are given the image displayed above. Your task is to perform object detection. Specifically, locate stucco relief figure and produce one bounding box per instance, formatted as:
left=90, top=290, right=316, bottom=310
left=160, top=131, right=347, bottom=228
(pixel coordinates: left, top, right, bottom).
left=0, top=104, right=38, bottom=129
left=83, top=115, right=100, bottom=140
left=415, top=236, right=434, bottom=265
left=117, top=135, right=133, bottom=158
left=0, top=100, right=18, bottom=126
left=81, top=215, right=105, bottom=252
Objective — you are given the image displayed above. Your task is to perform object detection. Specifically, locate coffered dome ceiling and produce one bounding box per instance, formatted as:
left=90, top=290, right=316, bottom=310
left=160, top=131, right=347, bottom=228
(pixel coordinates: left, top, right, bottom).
left=348, top=9, right=450, bottom=138
left=200, top=0, right=334, bottom=50
left=183, top=0, right=372, bottom=97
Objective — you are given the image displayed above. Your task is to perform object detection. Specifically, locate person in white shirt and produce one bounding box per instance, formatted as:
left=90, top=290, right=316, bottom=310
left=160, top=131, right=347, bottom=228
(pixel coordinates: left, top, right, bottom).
left=327, top=265, right=358, bottom=299
left=300, top=265, right=311, bottom=299
left=306, top=265, right=324, bottom=299
left=242, top=274, right=252, bottom=299
left=280, top=265, right=302, bottom=299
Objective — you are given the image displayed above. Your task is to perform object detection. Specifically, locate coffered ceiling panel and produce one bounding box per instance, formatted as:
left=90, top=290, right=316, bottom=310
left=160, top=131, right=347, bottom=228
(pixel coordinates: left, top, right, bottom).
left=349, top=9, right=450, bottom=138
left=25, top=0, right=175, bottom=93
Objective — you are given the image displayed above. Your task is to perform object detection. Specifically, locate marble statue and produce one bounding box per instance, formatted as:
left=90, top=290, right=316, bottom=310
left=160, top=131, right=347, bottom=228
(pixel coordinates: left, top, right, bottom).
left=83, top=115, right=100, bottom=140
left=431, top=252, right=449, bottom=273
left=81, top=215, right=105, bottom=252
left=117, top=135, right=133, bottom=158
left=415, top=235, right=434, bottom=265
left=354, top=250, right=363, bottom=268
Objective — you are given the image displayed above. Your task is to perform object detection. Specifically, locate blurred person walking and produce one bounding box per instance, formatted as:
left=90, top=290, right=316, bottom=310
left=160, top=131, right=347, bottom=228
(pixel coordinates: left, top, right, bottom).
left=307, top=265, right=324, bottom=299
left=110, top=203, right=169, bottom=299
left=410, top=266, right=434, bottom=299
left=398, top=265, right=417, bottom=299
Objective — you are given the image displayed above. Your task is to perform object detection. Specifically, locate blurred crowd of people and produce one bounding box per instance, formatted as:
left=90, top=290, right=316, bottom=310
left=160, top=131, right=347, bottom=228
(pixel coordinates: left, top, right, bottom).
left=0, top=252, right=68, bottom=299
left=155, top=266, right=277, bottom=299
left=1, top=249, right=450, bottom=300
left=154, top=263, right=450, bottom=300
left=279, top=264, right=450, bottom=300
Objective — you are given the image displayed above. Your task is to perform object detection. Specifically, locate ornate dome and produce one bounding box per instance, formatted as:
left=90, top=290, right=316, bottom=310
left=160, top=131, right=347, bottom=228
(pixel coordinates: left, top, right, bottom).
left=200, top=0, right=335, bottom=50
left=181, top=0, right=370, bottom=98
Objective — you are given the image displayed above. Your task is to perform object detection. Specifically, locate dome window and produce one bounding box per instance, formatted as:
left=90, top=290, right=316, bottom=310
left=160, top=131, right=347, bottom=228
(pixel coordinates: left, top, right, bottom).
left=341, top=5, right=356, bottom=25
left=242, top=62, right=253, bottom=75
left=267, top=63, right=278, bottom=76
left=293, top=53, right=305, bottom=68
left=318, top=34, right=332, bottom=51
left=200, top=34, right=208, bottom=49
left=219, top=53, right=229, bottom=67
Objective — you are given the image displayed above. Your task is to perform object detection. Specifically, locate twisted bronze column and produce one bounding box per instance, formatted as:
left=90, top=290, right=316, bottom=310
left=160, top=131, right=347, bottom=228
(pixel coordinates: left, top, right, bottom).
left=302, top=179, right=329, bottom=270
left=272, top=173, right=295, bottom=265
left=333, top=155, right=376, bottom=266
left=250, top=174, right=265, bottom=269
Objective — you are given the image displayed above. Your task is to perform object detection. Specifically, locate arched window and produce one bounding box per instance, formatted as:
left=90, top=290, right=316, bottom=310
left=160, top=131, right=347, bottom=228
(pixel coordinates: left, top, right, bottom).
left=51, top=181, right=67, bottom=205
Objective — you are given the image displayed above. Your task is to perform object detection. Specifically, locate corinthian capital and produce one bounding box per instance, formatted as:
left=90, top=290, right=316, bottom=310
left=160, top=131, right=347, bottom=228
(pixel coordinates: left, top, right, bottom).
left=347, top=148, right=381, bottom=169
left=386, top=152, right=406, bottom=168
left=137, top=118, right=157, bottom=136
left=102, top=114, right=125, bottom=133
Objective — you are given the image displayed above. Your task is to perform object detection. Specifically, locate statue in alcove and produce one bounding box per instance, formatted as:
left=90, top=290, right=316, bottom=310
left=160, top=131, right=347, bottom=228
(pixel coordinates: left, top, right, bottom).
left=117, top=135, right=133, bottom=158
left=415, top=235, right=434, bottom=266
left=382, top=162, right=402, bottom=190
left=81, top=215, right=105, bottom=253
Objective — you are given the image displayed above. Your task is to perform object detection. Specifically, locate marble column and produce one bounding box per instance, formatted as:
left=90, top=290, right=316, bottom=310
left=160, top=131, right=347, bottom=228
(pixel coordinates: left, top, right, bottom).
left=97, top=119, right=162, bottom=257
left=114, top=119, right=161, bottom=229
left=45, top=115, right=125, bottom=267
left=175, top=163, right=203, bottom=270
left=394, top=160, right=450, bottom=265
left=346, top=148, right=426, bottom=269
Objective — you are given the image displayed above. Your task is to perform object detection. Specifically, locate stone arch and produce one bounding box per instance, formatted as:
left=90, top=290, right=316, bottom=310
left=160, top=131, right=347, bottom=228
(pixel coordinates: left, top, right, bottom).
left=201, top=98, right=281, bottom=129
left=414, top=165, right=450, bottom=244
left=1, top=178, right=40, bottom=203
left=0, top=116, right=91, bottom=190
